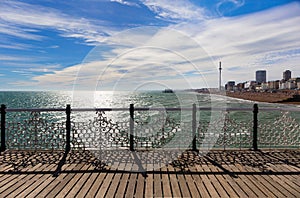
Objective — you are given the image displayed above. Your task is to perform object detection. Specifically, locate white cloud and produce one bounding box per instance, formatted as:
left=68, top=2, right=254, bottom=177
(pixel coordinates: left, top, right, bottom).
left=111, top=0, right=139, bottom=7
left=0, top=0, right=112, bottom=43
left=140, top=0, right=208, bottom=22
left=216, top=0, right=245, bottom=16
left=11, top=2, right=300, bottom=90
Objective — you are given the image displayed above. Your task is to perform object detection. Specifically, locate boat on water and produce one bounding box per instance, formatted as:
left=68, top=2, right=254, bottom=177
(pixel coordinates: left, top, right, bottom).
left=162, top=89, right=174, bottom=93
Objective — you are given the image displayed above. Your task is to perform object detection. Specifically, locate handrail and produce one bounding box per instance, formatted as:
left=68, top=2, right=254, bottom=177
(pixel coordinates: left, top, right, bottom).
left=1, top=103, right=299, bottom=153
left=4, top=107, right=300, bottom=112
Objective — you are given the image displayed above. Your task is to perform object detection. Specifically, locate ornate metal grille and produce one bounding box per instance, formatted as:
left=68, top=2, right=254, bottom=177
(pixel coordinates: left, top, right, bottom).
left=259, top=112, right=300, bottom=148
left=1, top=105, right=299, bottom=151
left=72, top=111, right=130, bottom=149
left=6, top=112, right=66, bottom=150
left=197, top=112, right=252, bottom=149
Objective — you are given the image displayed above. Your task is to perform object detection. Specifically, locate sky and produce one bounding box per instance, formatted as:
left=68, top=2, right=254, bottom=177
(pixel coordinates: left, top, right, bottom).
left=0, top=0, right=299, bottom=91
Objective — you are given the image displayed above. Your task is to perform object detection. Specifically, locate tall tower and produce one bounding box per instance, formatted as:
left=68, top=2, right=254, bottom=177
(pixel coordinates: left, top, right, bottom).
left=219, top=61, right=222, bottom=91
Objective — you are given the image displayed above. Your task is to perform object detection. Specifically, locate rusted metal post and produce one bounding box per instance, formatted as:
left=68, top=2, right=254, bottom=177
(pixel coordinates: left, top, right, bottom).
left=192, top=103, right=197, bottom=151
left=1, top=104, right=6, bottom=152
left=253, top=103, right=258, bottom=151
left=130, top=104, right=134, bottom=151
left=66, top=104, right=71, bottom=152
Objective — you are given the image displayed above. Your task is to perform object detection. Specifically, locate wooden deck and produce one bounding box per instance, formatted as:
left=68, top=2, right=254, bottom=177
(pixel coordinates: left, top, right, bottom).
left=0, top=149, right=299, bottom=197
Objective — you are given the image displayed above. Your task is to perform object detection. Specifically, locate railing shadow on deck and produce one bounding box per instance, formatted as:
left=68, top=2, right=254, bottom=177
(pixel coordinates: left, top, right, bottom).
left=0, top=150, right=299, bottom=177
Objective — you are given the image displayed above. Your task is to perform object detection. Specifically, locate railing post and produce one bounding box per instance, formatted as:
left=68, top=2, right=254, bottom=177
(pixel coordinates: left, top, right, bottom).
left=1, top=104, right=6, bottom=152
left=130, top=104, right=134, bottom=151
left=192, top=103, right=197, bottom=151
left=66, top=104, right=71, bottom=152
left=253, top=103, right=258, bottom=151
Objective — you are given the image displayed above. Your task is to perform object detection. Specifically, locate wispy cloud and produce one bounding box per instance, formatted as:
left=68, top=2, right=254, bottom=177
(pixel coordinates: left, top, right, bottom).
left=111, top=0, right=139, bottom=7
left=0, top=0, right=112, bottom=43
left=216, top=0, right=245, bottom=16
left=140, top=0, right=208, bottom=22
left=24, top=2, right=300, bottom=90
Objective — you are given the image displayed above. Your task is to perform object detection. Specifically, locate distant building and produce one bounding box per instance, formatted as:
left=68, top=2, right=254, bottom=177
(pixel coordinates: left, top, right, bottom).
left=256, top=70, right=266, bottom=84
left=261, top=82, right=269, bottom=90
left=283, top=70, right=291, bottom=81
left=244, top=81, right=256, bottom=90
left=226, top=81, right=235, bottom=91
left=287, top=81, right=296, bottom=89
left=279, top=80, right=287, bottom=89
left=268, top=80, right=279, bottom=90
left=236, top=83, right=245, bottom=91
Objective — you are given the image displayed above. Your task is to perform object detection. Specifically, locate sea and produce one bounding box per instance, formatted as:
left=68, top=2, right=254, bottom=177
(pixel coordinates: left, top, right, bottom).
left=1, top=90, right=300, bottom=122
left=0, top=91, right=299, bottom=149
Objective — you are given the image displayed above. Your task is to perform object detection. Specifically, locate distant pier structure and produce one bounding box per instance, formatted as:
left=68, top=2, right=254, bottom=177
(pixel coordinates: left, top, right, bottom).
left=219, top=61, right=222, bottom=91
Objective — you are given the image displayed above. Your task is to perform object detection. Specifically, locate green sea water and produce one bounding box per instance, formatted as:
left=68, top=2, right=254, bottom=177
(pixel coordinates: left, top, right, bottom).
left=0, top=91, right=299, bottom=149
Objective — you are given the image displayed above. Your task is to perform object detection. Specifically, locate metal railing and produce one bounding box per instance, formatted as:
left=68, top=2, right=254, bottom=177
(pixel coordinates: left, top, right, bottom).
left=0, top=103, right=300, bottom=152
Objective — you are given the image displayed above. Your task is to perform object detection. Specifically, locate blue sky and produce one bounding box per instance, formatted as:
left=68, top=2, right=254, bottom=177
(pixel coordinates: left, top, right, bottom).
left=0, top=0, right=299, bottom=90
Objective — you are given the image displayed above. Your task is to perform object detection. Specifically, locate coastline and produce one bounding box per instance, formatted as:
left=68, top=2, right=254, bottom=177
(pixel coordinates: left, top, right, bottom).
left=225, top=90, right=300, bottom=105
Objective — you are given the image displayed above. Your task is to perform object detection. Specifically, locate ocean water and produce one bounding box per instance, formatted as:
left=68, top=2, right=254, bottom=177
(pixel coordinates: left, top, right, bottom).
left=1, top=90, right=300, bottom=123
left=0, top=91, right=299, bottom=149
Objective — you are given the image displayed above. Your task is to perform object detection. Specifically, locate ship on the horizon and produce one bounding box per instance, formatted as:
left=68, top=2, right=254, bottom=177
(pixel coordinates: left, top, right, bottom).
left=162, top=89, right=174, bottom=93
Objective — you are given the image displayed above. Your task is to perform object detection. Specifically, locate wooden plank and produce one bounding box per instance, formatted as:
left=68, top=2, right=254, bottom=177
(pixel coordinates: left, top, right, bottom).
left=269, top=174, right=300, bottom=197
left=135, top=173, right=145, bottom=197
left=75, top=170, right=99, bottom=197
left=233, top=164, right=274, bottom=197
left=45, top=163, right=85, bottom=198
left=242, top=164, right=294, bottom=197
left=183, top=173, right=200, bottom=197
left=85, top=172, right=107, bottom=197
left=219, top=165, right=248, bottom=197
left=33, top=163, right=77, bottom=197
left=160, top=166, right=172, bottom=197
left=66, top=166, right=94, bottom=197
left=144, top=172, right=153, bottom=197
left=15, top=164, right=57, bottom=197
left=191, top=172, right=211, bottom=197
left=202, top=164, right=229, bottom=198
left=168, top=165, right=181, bottom=197
left=230, top=164, right=270, bottom=197
left=0, top=163, right=43, bottom=195
left=114, top=156, right=132, bottom=198
left=105, top=173, right=122, bottom=198
left=57, top=164, right=91, bottom=197
left=195, top=164, right=220, bottom=197
left=208, top=163, right=239, bottom=197
left=115, top=172, right=129, bottom=197
left=153, top=172, right=162, bottom=197
left=124, top=173, right=137, bottom=198
left=177, top=174, right=191, bottom=197
left=9, top=164, right=56, bottom=197
left=96, top=173, right=114, bottom=197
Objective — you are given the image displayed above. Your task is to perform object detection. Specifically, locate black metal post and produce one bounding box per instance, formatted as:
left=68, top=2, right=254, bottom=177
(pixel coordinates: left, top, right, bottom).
left=192, top=103, right=197, bottom=151
left=130, top=104, right=134, bottom=151
left=253, top=103, right=258, bottom=151
left=1, top=104, right=6, bottom=152
left=66, top=104, right=71, bottom=152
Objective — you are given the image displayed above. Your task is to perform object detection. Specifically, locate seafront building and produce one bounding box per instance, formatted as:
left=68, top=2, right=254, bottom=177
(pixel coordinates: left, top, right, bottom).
left=283, top=70, right=291, bottom=81
left=225, top=69, right=299, bottom=91
left=256, top=70, right=267, bottom=84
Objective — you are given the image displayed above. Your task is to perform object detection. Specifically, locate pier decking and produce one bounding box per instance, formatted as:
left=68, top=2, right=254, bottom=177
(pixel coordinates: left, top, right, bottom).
left=0, top=149, right=299, bottom=197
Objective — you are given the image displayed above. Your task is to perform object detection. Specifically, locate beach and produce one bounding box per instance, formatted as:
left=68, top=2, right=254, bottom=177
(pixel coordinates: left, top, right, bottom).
left=225, top=90, right=300, bottom=104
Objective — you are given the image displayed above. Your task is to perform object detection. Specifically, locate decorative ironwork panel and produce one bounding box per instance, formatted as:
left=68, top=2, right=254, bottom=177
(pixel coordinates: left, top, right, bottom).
left=259, top=112, right=300, bottom=148
left=72, top=111, right=130, bottom=149
left=197, top=112, right=252, bottom=149
left=6, top=111, right=66, bottom=150
left=133, top=111, right=183, bottom=149
left=72, top=110, right=187, bottom=150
